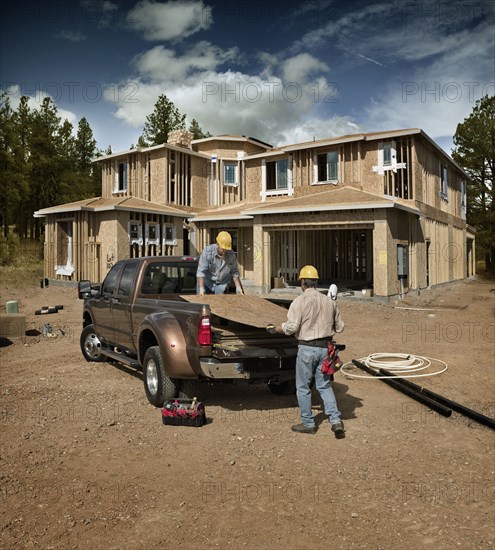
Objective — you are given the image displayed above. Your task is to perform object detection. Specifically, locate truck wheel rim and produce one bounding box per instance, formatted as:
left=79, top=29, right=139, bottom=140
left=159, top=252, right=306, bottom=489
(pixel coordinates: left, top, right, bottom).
left=146, top=359, right=158, bottom=395
left=85, top=333, right=101, bottom=358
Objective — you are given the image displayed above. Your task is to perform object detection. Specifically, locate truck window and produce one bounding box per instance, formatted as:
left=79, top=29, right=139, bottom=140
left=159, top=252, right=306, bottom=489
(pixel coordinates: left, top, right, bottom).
left=102, top=264, right=121, bottom=296
left=180, top=267, right=197, bottom=291
left=141, top=264, right=180, bottom=294
left=118, top=263, right=138, bottom=297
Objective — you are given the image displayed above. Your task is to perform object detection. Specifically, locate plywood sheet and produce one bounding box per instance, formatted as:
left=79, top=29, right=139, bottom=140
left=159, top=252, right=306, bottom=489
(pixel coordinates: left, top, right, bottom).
left=180, top=294, right=289, bottom=328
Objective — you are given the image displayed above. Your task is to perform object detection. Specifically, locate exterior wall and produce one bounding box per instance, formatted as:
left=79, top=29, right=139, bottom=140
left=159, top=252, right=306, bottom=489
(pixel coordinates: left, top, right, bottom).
left=414, top=137, right=465, bottom=217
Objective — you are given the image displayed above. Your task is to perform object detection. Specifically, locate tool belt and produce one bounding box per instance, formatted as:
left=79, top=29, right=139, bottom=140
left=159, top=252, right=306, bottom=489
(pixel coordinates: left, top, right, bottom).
left=321, top=342, right=343, bottom=375
left=298, top=338, right=332, bottom=348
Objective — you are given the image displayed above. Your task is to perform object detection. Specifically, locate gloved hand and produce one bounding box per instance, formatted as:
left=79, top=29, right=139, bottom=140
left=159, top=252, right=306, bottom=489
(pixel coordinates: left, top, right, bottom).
left=236, top=288, right=244, bottom=295
left=199, top=288, right=205, bottom=296
left=266, top=323, right=277, bottom=335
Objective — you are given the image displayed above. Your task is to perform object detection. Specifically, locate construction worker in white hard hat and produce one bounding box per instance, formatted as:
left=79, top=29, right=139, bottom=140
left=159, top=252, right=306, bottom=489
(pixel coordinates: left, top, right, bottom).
left=266, top=265, right=345, bottom=438
left=196, top=231, right=244, bottom=295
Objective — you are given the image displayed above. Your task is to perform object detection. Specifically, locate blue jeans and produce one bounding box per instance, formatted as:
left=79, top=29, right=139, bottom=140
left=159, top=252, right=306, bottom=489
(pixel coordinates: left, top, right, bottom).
left=196, top=282, right=228, bottom=294
left=295, top=344, right=341, bottom=427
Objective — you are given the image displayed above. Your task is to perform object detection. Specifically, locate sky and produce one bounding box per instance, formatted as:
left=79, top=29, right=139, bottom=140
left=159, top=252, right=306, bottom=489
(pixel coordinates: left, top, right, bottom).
left=1, top=0, right=494, bottom=155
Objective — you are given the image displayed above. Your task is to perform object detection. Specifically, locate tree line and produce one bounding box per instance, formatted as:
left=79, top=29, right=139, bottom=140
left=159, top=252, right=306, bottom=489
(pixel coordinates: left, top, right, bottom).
left=0, top=92, right=209, bottom=252
left=0, top=93, right=102, bottom=241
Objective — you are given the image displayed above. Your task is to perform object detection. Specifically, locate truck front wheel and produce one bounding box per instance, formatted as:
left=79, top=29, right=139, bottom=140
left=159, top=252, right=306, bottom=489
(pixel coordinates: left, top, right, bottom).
left=143, top=346, right=179, bottom=407
left=80, top=324, right=106, bottom=363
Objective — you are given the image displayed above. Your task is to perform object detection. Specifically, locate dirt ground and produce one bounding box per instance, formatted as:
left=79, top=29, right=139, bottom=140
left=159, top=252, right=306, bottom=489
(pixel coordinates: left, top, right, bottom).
left=0, top=276, right=494, bottom=550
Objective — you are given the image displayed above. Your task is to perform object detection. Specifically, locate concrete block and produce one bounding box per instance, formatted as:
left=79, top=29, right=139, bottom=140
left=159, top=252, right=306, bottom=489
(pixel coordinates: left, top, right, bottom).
left=0, top=313, right=26, bottom=343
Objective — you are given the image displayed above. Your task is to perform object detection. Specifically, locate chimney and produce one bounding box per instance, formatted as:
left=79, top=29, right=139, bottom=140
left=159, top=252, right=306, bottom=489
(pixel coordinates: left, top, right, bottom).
left=168, top=129, right=194, bottom=149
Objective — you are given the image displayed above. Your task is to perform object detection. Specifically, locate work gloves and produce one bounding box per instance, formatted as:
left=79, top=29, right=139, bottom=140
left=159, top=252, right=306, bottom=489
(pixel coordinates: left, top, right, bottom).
left=266, top=323, right=277, bottom=335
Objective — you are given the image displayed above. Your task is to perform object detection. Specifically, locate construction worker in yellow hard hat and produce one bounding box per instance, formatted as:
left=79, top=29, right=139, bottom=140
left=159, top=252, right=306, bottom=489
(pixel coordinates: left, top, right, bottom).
left=265, top=264, right=345, bottom=438
left=196, top=231, right=244, bottom=295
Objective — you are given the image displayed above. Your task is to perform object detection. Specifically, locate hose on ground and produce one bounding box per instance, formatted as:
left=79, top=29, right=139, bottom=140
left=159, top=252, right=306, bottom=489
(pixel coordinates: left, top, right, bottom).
left=340, top=353, right=448, bottom=379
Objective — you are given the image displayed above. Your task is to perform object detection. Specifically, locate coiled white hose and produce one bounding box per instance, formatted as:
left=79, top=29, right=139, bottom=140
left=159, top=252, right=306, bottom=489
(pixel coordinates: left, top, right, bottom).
left=340, top=353, right=448, bottom=379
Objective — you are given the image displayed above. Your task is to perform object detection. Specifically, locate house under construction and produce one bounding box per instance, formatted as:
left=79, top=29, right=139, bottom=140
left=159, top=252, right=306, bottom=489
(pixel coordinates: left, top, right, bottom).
left=34, top=128, right=475, bottom=300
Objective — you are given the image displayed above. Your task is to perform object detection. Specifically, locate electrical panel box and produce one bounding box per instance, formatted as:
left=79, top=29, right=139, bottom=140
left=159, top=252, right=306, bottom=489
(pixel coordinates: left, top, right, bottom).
left=397, top=245, right=409, bottom=279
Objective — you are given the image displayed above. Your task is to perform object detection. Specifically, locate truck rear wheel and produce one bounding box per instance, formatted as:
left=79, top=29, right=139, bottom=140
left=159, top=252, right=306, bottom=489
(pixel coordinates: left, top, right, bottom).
left=143, top=346, right=179, bottom=407
left=267, top=380, right=296, bottom=395
left=80, top=324, right=106, bottom=363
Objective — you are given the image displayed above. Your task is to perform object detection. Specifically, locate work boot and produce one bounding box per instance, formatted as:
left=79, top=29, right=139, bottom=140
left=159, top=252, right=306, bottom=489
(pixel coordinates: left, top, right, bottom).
left=291, top=423, right=316, bottom=434
left=331, top=421, right=345, bottom=439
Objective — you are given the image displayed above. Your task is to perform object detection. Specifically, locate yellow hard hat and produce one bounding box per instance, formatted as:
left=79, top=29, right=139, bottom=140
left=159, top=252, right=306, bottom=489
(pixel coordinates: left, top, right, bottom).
left=298, top=265, right=319, bottom=279
left=216, top=231, right=232, bottom=250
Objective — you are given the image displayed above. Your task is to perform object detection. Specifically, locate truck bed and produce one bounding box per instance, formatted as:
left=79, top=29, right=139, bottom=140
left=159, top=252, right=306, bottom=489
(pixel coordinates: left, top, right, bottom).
left=179, top=294, right=289, bottom=328
left=180, top=294, right=296, bottom=362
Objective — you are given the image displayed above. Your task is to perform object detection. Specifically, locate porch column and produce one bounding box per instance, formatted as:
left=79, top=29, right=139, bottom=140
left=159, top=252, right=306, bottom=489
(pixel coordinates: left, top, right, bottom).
left=373, top=209, right=395, bottom=298
left=252, top=218, right=270, bottom=292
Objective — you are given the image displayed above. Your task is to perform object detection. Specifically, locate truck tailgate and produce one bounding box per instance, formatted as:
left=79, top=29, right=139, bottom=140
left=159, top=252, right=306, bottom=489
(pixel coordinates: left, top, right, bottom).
left=179, top=294, right=289, bottom=328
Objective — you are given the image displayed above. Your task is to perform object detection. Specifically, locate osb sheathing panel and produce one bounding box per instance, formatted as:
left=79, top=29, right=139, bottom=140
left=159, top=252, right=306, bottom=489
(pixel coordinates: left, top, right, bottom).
left=414, top=137, right=464, bottom=218
left=181, top=294, right=289, bottom=328
left=116, top=211, right=131, bottom=258
left=101, top=159, right=113, bottom=198
left=191, top=156, right=208, bottom=208
left=150, top=151, right=166, bottom=204
left=245, top=161, right=262, bottom=203
left=97, top=213, right=120, bottom=279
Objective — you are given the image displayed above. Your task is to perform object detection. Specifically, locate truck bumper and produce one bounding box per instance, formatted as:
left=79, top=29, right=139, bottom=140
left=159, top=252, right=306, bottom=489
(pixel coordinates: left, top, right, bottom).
left=199, top=358, right=250, bottom=379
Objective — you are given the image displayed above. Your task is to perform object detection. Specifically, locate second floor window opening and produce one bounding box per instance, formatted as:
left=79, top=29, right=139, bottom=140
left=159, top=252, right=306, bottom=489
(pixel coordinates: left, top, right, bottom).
left=266, top=159, right=288, bottom=190
left=317, top=151, right=338, bottom=183
left=383, top=142, right=392, bottom=166
left=223, top=162, right=238, bottom=186
left=115, top=161, right=128, bottom=192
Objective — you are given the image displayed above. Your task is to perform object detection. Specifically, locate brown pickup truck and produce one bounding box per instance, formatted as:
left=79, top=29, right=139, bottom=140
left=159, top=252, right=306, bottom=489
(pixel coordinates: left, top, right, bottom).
left=78, top=256, right=298, bottom=407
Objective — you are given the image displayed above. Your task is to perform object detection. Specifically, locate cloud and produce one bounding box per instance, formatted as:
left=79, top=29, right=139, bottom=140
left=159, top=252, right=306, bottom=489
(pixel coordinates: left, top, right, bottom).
left=53, top=30, right=87, bottom=42
left=127, top=0, right=212, bottom=41
left=281, top=54, right=329, bottom=85
left=132, top=41, right=239, bottom=82
left=105, top=62, right=362, bottom=146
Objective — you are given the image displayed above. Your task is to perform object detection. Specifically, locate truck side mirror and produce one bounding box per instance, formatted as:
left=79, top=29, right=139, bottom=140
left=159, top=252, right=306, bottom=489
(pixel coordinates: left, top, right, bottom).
left=78, top=280, right=92, bottom=299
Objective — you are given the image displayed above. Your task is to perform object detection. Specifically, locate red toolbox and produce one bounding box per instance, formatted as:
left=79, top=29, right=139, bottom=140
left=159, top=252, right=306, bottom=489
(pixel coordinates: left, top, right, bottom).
left=162, top=398, right=206, bottom=427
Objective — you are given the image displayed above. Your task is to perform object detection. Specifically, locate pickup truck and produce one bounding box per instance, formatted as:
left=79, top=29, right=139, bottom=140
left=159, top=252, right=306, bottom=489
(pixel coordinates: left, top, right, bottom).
left=78, top=256, right=298, bottom=407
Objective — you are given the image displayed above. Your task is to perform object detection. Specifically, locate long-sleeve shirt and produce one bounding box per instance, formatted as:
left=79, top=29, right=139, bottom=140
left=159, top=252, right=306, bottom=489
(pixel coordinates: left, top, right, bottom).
left=282, top=287, right=344, bottom=341
left=196, top=244, right=240, bottom=287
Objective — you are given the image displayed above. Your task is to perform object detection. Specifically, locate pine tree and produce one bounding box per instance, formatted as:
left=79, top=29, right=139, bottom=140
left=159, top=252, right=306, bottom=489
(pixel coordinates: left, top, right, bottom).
left=139, top=94, right=186, bottom=146
left=188, top=118, right=210, bottom=140
left=0, top=94, right=30, bottom=238
left=28, top=97, right=62, bottom=238
left=453, top=95, right=495, bottom=273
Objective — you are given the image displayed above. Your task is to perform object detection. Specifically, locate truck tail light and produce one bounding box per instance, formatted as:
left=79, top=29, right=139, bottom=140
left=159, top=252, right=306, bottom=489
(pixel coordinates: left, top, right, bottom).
left=198, top=315, right=211, bottom=346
